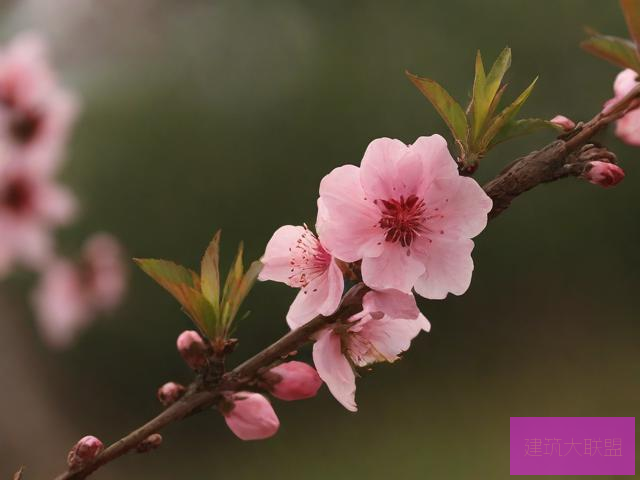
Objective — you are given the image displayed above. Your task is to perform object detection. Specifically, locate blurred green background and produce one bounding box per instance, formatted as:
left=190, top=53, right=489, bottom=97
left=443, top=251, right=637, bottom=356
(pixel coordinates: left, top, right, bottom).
left=0, top=0, right=638, bottom=478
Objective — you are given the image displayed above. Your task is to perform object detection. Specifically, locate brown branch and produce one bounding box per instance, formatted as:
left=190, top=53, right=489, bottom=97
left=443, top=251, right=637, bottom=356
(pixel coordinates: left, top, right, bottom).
left=50, top=84, right=640, bottom=480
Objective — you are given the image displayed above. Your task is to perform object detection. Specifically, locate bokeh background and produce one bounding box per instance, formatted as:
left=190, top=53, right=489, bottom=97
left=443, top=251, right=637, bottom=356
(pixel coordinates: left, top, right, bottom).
left=0, top=0, right=638, bottom=478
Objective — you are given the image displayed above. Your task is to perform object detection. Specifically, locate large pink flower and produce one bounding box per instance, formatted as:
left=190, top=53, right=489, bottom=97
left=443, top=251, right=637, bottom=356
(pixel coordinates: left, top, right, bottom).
left=317, top=135, right=492, bottom=298
left=258, top=225, right=344, bottom=329
left=0, top=32, right=79, bottom=174
left=0, top=160, right=76, bottom=276
left=605, top=69, right=640, bottom=146
left=312, top=289, right=430, bottom=411
left=32, top=233, right=126, bottom=348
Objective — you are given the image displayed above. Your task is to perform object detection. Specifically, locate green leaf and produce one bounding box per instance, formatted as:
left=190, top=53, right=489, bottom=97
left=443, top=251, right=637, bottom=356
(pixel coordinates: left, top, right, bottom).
left=134, top=258, right=216, bottom=335
left=581, top=34, right=640, bottom=72
left=175, top=284, right=217, bottom=336
left=200, top=230, right=221, bottom=316
left=488, top=118, right=557, bottom=148
left=480, top=77, right=538, bottom=150
left=406, top=71, right=468, bottom=148
left=472, top=48, right=511, bottom=141
left=221, top=242, right=245, bottom=327
left=621, top=0, right=640, bottom=52
left=225, top=260, right=263, bottom=329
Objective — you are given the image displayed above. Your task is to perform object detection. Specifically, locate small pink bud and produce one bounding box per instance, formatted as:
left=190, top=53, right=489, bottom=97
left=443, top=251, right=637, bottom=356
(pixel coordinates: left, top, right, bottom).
left=67, top=435, right=104, bottom=468
left=266, top=361, right=323, bottom=401
left=222, top=392, right=280, bottom=441
left=550, top=115, right=575, bottom=131
left=136, top=433, right=162, bottom=453
left=176, top=330, right=208, bottom=369
left=583, top=161, right=625, bottom=188
left=157, top=381, right=186, bottom=407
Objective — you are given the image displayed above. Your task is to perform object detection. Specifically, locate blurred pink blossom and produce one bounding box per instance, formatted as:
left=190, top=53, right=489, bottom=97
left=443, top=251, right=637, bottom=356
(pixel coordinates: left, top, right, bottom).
left=32, top=233, right=126, bottom=348
left=267, top=361, right=323, bottom=401
left=312, top=289, right=430, bottom=411
left=583, top=161, right=625, bottom=188
left=0, top=32, right=79, bottom=174
left=223, top=392, right=280, bottom=441
left=259, top=225, right=344, bottom=328
left=317, top=135, right=492, bottom=298
left=605, top=69, right=640, bottom=146
left=0, top=159, right=76, bottom=276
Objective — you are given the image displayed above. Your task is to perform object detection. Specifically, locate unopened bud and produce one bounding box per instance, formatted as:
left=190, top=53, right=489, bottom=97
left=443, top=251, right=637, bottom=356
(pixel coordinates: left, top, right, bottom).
left=136, top=433, right=162, bottom=453
left=67, top=435, right=104, bottom=468
left=550, top=115, right=575, bottom=131
left=157, top=381, right=186, bottom=407
left=583, top=161, right=625, bottom=188
left=265, top=361, right=323, bottom=401
left=176, top=330, right=208, bottom=369
left=222, top=392, right=280, bottom=441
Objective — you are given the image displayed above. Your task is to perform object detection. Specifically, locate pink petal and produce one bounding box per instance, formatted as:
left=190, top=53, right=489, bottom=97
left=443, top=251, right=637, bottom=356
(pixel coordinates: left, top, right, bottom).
left=359, top=137, right=411, bottom=199
left=286, top=259, right=344, bottom=329
left=615, top=108, right=640, bottom=146
left=358, top=315, right=428, bottom=363
left=317, top=165, right=383, bottom=262
left=35, top=182, right=77, bottom=225
left=423, top=176, right=492, bottom=239
left=360, top=241, right=425, bottom=293
left=362, top=289, right=420, bottom=320
left=312, top=328, right=357, bottom=412
left=410, top=135, right=459, bottom=184
left=613, top=68, right=638, bottom=98
left=258, top=225, right=307, bottom=284
left=413, top=237, right=474, bottom=299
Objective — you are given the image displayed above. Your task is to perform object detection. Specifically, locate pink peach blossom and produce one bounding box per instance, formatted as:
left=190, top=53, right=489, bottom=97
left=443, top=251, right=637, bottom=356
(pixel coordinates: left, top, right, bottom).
left=0, top=32, right=79, bottom=174
left=32, top=233, right=126, bottom=348
left=259, top=225, right=344, bottom=328
left=312, top=289, right=430, bottom=411
left=176, top=330, right=208, bottom=370
left=0, top=159, right=75, bottom=276
left=223, top=392, right=280, bottom=441
left=550, top=115, right=575, bottom=131
left=317, top=135, right=492, bottom=298
left=583, top=161, right=625, bottom=188
left=605, top=69, right=640, bottom=146
left=267, top=361, right=323, bottom=401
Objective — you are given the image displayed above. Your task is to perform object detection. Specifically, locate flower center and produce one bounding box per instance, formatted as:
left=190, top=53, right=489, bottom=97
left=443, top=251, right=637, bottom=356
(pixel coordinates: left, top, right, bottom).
left=1, top=176, right=33, bottom=214
left=9, top=108, right=42, bottom=144
left=288, top=227, right=331, bottom=290
left=376, top=194, right=427, bottom=247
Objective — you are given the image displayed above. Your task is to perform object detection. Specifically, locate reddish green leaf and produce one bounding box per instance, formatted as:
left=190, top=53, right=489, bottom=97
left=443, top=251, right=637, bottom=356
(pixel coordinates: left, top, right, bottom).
left=621, top=0, right=640, bottom=52
left=581, top=34, right=640, bottom=72
left=406, top=71, right=468, bottom=148
left=472, top=48, right=511, bottom=141
left=488, top=118, right=557, bottom=148
left=201, top=230, right=221, bottom=315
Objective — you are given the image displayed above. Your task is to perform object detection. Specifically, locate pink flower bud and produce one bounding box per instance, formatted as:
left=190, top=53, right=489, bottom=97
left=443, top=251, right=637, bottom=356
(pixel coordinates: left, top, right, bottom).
left=550, top=115, right=575, bottom=131
left=136, top=433, right=162, bottom=453
left=67, top=435, right=104, bottom=468
left=157, top=381, right=186, bottom=407
left=583, top=161, right=625, bottom=188
left=223, top=392, right=280, bottom=441
left=266, top=361, right=323, bottom=401
left=176, top=330, right=207, bottom=369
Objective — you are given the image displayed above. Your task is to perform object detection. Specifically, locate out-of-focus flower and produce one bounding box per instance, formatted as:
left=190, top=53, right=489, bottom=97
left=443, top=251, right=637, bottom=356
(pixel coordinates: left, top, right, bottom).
left=222, top=392, right=280, bottom=441
left=265, top=361, right=323, bottom=401
left=176, top=330, right=208, bottom=370
left=583, top=161, right=625, bottom=188
left=550, top=115, right=575, bottom=131
left=0, top=32, right=79, bottom=174
left=67, top=435, right=103, bottom=468
left=259, top=225, right=344, bottom=328
left=31, top=233, right=126, bottom=348
left=0, top=160, right=75, bottom=276
left=312, top=289, right=430, bottom=411
left=317, top=135, right=492, bottom=299
left=605, top=69, right=640, bottom=146
left=157, top=381, right=186, bottom=407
